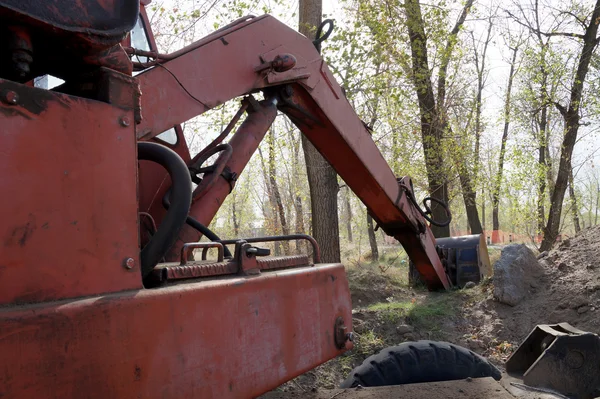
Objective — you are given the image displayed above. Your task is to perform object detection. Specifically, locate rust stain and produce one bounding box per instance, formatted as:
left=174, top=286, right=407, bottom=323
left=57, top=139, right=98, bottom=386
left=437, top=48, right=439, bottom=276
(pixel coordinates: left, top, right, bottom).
left=0, top=325, right=40, bottom=341
left=5, top=214, right=36, bottom=248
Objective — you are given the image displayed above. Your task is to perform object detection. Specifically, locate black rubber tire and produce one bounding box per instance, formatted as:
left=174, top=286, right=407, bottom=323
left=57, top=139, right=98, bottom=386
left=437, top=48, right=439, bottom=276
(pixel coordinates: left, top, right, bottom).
left=340, top=340, right=501, bottom=388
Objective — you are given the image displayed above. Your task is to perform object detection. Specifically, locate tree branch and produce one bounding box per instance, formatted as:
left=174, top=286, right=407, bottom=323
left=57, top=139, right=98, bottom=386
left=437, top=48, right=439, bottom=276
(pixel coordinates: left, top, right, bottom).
left=553, top=101, right=567, bottom=117
left=505, top=10, right=585, bottom=40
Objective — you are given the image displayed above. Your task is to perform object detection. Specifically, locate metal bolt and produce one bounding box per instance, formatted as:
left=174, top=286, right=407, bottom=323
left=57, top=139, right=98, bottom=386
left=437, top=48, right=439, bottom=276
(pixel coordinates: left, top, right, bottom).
left=124, top=257, right=136, bottom=270
left=346, top=332, right=355, bottom=342
left=282, top=85, right=294, bottom=98
left=2, top=90, right=18, bottom=105
left=120, top=116, right=131, bottom=127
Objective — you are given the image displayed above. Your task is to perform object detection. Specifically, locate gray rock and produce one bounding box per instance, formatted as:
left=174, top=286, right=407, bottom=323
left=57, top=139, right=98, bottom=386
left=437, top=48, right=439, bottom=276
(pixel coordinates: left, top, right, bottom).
left=403, top=333, right=416, bottom=341
left=396, top=324, right=414, bottom=335
left=571, top=297, right=589, bottom=309
left=493, top=244, right=544, bottom=306
left=578, top=306, right=591, bottom=314
left=537, top=251, right=549, bottom=259
left=558, top=262, right=568, bottom=271
left=465, top=338, right=485, bottom=350
left=464, top=281, right=476, bottom=289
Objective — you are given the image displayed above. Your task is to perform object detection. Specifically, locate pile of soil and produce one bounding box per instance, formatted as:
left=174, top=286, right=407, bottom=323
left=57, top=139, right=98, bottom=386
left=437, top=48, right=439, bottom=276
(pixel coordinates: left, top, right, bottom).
left=458, top=225, right=600, bottom=361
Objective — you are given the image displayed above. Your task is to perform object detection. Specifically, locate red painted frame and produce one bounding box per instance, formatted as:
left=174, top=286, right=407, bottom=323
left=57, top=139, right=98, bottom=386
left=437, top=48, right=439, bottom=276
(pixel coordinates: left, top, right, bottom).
left=1, top=264, right=352, bottom=398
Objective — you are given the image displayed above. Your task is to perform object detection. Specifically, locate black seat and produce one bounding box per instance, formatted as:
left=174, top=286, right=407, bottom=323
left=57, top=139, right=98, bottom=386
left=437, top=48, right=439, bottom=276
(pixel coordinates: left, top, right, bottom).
left=0, top=0, right=139, bottom=51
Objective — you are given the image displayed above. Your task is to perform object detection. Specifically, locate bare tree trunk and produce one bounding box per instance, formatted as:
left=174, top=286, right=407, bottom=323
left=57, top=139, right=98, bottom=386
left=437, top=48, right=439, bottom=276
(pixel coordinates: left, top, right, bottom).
left=345, top=187, right=353, bottom=242
left=258, top=147, right=280, bottom=255
left=568, top=165, right=581, bottom=233
left=268, top=129, right=290, bottom=254
left=294, top=196, right=306, bottom=252
left=232, top=198, right=240, bottom=236
left=536, top=35, right=550, bottom=235
left=299, top=0, right=341, bottom=263
left=367, top=213, right=379, bottom=261
left=537, top=105, right=548, bottom=235
left=492, top=44, right=519, bottom=231
left=460, top=172, right=483, bottom=234
left=472, top=16, right=493, bottom=178
left=594, top=182, right=600, bottom=226
left=481, top=189, right=485, bottom=231
left=404, top=0, right=474, bottom=237
left=540, top=0, right=600, bottom=251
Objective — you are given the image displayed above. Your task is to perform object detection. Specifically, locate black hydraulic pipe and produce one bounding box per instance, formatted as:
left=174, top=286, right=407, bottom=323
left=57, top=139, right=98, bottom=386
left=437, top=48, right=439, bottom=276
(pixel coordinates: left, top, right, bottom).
left=138, top=142, right=192, bottom=279
left=162, top=192, right=233, bottom=258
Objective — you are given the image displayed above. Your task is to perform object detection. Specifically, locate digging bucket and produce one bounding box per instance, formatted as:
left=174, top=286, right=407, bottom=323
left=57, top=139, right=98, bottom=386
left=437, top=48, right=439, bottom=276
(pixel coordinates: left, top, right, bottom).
left=434, top=233, right=492, bottom=287
left=506, top=322, right=600, bottom=399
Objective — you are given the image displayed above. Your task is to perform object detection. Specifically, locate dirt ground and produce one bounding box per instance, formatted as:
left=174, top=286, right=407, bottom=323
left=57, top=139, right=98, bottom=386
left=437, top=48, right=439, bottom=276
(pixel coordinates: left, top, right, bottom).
left=266, top=225, right=600, bottom=395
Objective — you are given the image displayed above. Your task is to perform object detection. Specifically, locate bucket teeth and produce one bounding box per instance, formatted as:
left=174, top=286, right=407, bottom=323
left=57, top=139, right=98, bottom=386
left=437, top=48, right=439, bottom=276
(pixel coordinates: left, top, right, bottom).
left=506, top=322, right=600, bottom=399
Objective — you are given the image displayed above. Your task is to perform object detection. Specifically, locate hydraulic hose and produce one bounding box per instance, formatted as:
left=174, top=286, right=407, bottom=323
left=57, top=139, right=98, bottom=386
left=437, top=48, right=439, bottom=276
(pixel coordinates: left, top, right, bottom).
left=138, top=142, right=192, bottom=279
left=162, top=191, right=233, bottom=258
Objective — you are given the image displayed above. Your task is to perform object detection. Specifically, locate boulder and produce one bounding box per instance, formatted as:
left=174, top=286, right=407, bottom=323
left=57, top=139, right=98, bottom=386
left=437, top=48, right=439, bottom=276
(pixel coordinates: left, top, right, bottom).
left=493, top=244, right=544, bottom=306
left=396, top=324, right=414, bottom=335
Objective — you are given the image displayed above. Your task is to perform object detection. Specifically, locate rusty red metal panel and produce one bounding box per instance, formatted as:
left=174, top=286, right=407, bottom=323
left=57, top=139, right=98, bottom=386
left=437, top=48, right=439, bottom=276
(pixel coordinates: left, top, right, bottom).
left=258, top=255, right=311, bottom=270
left=0, top=264, right=353, bottom=398
left=136, top=15, right=279, bottom=138
left=153, top=254, right=312, bottom=283
left=0, top=79, right=142, bottom=305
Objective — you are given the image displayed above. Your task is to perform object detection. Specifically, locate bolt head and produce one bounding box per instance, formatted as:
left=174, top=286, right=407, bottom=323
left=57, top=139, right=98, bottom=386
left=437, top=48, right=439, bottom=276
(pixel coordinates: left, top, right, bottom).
left=346, top=332, right=355, bottom=342
left=124, top=257, right=136, bottom=270
left=120, top=116, right=131, bottom=127
left=282, top=85, right=294, bottom=98
left=3, top=90, right=18, bottom=105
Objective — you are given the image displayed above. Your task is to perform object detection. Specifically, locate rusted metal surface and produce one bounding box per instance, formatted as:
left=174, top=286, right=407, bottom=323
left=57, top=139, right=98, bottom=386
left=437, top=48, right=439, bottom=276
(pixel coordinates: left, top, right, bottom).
left=191, top=102, right=248, bottom=164
left=6, top=26, right=32, bottom=79
left=56, top=67, right=139, bottom=108
left=0, top=80, right=141, bottom=306
left=257, top=255, right=311, bottom=270
left=153, top=260, right=238, bottom=282
left=189, top=143, right=233, bottom=195
left=153, top=253, right=311, bottom=283
left=0, top=1, right=139, bottom=49
left=506, top=323, right=600, bottom=399
left=214, top=234, right=321, bottom=263
left=261, top=378, right=516, bottom=399
left=180, top=242, right=224, bottom=265
left=0, top=264, right=353, bottom=398
left=254, top=53, right=297, bottom=73
left=135, top=15, right=279, bottom=137
left=334, top=316, right=353, bottom=349
left=0, top=1, right=138, bottom=80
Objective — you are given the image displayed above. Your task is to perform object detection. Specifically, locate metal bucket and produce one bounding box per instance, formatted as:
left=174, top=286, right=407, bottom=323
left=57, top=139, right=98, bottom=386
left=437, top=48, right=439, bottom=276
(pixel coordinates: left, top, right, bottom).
left=435, top=233, right=492, bottom=287
left=506, top=323, right=600, bottom=399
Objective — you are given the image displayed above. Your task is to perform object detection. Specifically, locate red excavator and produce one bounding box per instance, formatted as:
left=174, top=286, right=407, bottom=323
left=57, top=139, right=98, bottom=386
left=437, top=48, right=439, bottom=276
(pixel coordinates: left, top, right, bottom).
left=1, top=1, right=598, bottom=398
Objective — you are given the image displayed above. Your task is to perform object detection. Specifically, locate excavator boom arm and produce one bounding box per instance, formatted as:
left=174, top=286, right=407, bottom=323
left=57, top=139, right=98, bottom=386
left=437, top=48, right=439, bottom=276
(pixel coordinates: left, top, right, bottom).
left=136, top=14, right=449, bottom=290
